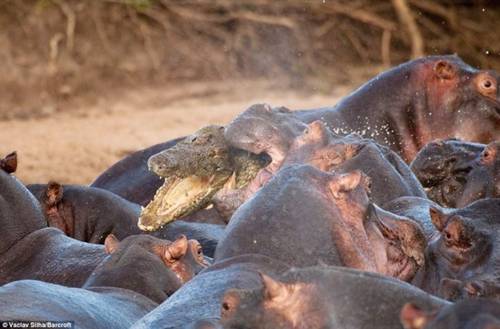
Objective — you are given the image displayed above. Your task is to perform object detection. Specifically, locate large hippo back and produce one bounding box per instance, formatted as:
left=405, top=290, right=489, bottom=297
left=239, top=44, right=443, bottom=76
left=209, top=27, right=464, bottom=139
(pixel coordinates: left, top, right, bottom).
left=91, top=138, right=182, bottom=206
left=132, top=254, right=290, bottom=329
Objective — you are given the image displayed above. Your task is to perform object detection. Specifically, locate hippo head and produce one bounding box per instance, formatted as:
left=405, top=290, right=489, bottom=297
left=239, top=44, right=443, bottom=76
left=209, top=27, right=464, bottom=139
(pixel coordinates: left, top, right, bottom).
left=0, top=152, right=46, bottom=255
left=400, top=300, right=500, bottom=329
left=440, top=277, right=500, bottom=302
left=416, top=56, right=500, bottom=144
left=224, top=103, right=307, bottom=171
left=212, top=122, right=362, bottom=219
left=86, top=234, right=209, bottom=303
left=323, top=169, right=426, bottom=281
left=410, top=139, right=484, bottom=208
left=282, top=120, right=361, bottom=171
left=104, top=234, right=209, bottom=284
left=457, top=141, right=500, bottom=207
left=220, top=273, right=328, bottom=329
left=428, top=199, right=500, bottom=283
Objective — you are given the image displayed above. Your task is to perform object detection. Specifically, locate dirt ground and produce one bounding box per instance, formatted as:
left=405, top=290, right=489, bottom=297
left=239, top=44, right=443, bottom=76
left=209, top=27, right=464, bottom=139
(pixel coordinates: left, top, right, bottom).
left=0, top=80, right=351, bottom=185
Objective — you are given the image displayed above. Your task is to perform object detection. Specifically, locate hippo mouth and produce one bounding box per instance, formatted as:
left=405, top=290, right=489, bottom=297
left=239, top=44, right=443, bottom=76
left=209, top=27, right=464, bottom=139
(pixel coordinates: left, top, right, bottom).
left=369, top=207, right=424, bottom=281
left=138, top=174, right=230, bottom=231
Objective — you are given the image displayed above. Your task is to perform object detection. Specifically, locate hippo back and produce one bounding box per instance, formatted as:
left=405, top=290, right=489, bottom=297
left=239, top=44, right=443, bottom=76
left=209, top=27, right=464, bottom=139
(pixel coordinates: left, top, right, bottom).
left=131, top=254, right=290, bottom=329
left=0, top=280, right=157, bottom=329
left=0, top=228, right=105, bottom=287
left=91, top=138, right=182, bottom=206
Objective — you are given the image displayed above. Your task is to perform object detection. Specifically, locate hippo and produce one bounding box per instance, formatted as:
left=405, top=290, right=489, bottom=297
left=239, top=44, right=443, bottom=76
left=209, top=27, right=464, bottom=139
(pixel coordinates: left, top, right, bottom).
left=216, top=164, right=426, bottom=282
left=412, top=198, right=500, bottom=297
left=400, top=299, right=500, bottom=329
left=296, top=55, right=500, bottom=162
left=384, top=196, right=443, bottom=240
left=0, top=152, right=45, bottom=256
left=412, top=139, right=499, bottom=208
left=136, top=105, right=306, bottom=228
left=91, top=137, right=183, bottom=206
left=0, top=234, right=208, bottom=329
left=383, top=196, right=500, bottom=300
left=439, top=276, right=500, bottom=301
left=223, top=104, right=307, bottom=172
left=27, top=182, right=225, bottom=257
left=27, top=182, right=143, bottom=243
left=220, top=266, right=448, bottom=329
left=214, top=120, right=425, bottom=220
left=280, top=120, right=426, bottom=205
left=410, top=139, right=485, bottom=207
left=457, top=141, right=500, bottom=207
left=0, top=152, right=104, bottom=286
left=0, top=226, right=106, bottom=287
left=131, top=254, right=291, bottom=329
left=91, top=56, right=499, bottom=208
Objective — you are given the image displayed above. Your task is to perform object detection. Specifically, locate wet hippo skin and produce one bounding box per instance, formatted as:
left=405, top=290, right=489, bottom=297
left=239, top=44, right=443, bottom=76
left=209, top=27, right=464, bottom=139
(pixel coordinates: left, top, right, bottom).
left=220, top=266, right=448, bottom=329
left=384, top=196, right=442, bottom=240
left=0, top=234, right=208, bottom=329
left=384, top=196, right=500, bottom=301
left=216, top=165, right=426, bottom=283
left=296, top=55, right=500, bottom=162
left=131, top=254, right=291, bottom=329
left=280, top=120, right=426, bottom=205
left=90, top=137, right=183, bottom=206
left=410, top=139, right=499, bottom=208
left=91, top=55, right=500, bottom=205
left=27, top=183, right=225, bottom=257
left=215, top=119, right=426, bottom=219
left=0, top=153, right=105, bottom=287
left=0, top=227, right=106, bottom=287
left=410, top=139, right=485, bottom=208
left=0, top=152, right=46, bottom=256
left=457, top=141, right=500, bottom=207
left=400, top=299, right=500, bottom=329
left=412, top=198, right=500, bottom=298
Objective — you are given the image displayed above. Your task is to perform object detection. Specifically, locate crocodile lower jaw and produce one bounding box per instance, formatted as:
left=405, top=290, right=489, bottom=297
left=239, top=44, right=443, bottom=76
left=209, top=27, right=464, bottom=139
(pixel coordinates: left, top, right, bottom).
left=138, top=175, right=222, bottom=231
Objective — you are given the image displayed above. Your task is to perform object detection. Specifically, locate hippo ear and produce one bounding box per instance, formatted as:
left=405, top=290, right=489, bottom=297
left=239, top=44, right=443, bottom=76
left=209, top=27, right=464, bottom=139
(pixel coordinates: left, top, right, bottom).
left=259, top=272, right=290, bottom=301
left=302, top=121, right=329, bottom=142
left=104, top=234, right=120, bottom=254
left=433, top=60, right=456, bottom=80
left=442, top=217, right=471, bottom=248
left=400, top=303, right=437, bottom=329
left=329, top=170, right=363, bottom=199
left=464, top=281, right=484, bottom=298
left=0, top=152, right=17, bottom=174
left=480, top=143, right=497, bottom=165
left=220, top=289, right=241, bottom=320
left=429, top=206, right=447, bottom=232
left=165, top=235, right=189, bottom=261
left=46, top=181, right=64, bottom=207
left=439, top=278, right=463, bottom=301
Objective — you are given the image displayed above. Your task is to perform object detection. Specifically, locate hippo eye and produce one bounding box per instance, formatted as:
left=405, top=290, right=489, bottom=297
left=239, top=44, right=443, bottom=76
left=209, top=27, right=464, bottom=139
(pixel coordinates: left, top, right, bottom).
left=477, top=75, right=497, bottom=97
left=482, top=79, right=493, bottom=89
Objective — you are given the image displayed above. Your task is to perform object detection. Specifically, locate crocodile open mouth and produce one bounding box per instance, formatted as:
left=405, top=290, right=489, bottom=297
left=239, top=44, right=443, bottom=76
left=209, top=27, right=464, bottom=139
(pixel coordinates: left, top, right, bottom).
left=138, top=174, right=229, bottom=231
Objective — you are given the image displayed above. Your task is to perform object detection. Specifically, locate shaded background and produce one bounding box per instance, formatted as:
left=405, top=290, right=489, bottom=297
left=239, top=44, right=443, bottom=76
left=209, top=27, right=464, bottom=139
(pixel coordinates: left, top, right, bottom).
left=0, top=0, right=499, bottom=183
